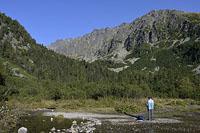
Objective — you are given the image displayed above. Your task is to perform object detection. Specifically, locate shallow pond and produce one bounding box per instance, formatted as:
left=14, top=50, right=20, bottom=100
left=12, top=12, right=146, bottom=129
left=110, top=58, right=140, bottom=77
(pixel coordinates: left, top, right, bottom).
left=16, top=111, right=200, bottom=133
left=16, top=115, right=80, bottom=132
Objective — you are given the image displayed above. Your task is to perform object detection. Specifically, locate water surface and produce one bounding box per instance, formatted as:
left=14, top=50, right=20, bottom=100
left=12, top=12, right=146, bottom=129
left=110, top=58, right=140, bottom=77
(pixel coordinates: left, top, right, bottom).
left=16, top=111, right=200, bottom=133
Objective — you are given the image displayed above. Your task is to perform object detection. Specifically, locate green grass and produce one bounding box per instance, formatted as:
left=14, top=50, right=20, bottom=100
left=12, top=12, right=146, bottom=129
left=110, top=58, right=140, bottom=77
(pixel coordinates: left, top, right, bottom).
left=185, top=13, right=200, bottom=25
left=7, top=97, right=199, bottom=114
left=1, top=97, right=199, bottom=132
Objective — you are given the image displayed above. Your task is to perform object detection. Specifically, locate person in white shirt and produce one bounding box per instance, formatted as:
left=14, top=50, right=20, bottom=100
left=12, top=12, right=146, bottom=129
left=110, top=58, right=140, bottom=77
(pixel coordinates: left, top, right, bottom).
left=146, top=97, right=154, bottom=120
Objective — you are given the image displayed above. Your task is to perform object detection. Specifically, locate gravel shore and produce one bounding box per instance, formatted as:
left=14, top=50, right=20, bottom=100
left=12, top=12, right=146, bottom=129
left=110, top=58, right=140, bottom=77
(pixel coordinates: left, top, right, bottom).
left=43, top=111, right=181, bottom=125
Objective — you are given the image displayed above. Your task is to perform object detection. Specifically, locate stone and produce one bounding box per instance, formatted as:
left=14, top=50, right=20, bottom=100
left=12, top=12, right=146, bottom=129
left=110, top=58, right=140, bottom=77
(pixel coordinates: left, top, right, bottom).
left=18, top=127, right=27, bottom=133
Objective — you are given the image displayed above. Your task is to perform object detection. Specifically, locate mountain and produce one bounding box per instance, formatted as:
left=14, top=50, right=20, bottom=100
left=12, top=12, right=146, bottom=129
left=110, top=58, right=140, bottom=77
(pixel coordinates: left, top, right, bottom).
left=49, top=10, right=200, bottom=63
left=0, top=12, right=116, bottom=101
left=48, top=23, right=131, bottom=62
left=0, top=10, right=200, bottom=101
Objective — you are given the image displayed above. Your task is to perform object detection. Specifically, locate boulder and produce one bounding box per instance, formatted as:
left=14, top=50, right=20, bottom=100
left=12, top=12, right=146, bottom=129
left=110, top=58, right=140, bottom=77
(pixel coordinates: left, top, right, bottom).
left=18, top=127, right=27, bottom=133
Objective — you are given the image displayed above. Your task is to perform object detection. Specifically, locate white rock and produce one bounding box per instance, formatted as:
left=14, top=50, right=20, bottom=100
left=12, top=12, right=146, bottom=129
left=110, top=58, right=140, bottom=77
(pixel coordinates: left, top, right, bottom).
left=154, top=66, right=160, bottom=71
left=51, top=127, right=56, bottom=132
left=150, top=57, right=156, bottom=61
left=193, top=65, right=200, bottom=74
left=18, top=127, right=27, bottom=133
left=108, top=66, right=129, bottom=73
left=142, top=67, right=147, bottom=71
left=126, top=57, right=140, bottom=64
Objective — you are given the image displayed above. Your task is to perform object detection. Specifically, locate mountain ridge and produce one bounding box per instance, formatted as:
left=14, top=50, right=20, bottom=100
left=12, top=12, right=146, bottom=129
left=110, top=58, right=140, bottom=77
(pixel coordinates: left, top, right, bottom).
left=0, top=10, right=199, bottom=101
left=48, top=9, right=200, bottom=63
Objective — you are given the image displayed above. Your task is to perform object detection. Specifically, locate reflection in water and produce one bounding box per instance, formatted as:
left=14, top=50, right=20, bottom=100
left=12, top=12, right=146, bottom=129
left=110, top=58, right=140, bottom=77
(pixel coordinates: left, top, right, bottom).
left=148, top=127, right=154, bottom=133
left=16, top=112, right=200, bottom=133
left=16, top=115, right=80, bottom=133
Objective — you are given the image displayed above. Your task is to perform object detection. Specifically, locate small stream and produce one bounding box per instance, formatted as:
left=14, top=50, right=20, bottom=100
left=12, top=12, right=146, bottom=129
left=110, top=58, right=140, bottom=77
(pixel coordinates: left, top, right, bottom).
left=16, top=110, right=200, bottom=133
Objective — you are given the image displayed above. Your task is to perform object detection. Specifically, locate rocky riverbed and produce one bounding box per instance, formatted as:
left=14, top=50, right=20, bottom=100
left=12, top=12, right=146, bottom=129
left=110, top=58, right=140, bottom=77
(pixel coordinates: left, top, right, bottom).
left=43, top=111, right=182, bottom=125
left=44, top=112, right=182, bottom=133
left=15, top=109, right=200, bottom=133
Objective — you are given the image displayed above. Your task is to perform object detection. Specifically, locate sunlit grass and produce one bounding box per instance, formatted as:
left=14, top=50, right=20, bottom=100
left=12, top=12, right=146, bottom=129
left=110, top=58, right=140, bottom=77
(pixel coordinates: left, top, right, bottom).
left=7, top=97, right=199, bottom=114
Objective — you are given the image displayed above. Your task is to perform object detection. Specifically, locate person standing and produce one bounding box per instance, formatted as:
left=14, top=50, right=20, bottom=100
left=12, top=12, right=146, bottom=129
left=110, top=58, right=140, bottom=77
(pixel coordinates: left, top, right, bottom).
left=147, top=97, right=154, bottom=120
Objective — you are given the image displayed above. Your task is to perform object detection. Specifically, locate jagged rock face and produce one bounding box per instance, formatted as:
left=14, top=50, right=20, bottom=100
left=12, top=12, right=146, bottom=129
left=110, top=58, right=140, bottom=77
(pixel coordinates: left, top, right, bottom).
left=125, top=10, right=200, bottom=50
left=48, top=10, right=200, bottom=62
left=49, top=28, right=116, bottom=61
left=49, top=23, right=131, bottom=62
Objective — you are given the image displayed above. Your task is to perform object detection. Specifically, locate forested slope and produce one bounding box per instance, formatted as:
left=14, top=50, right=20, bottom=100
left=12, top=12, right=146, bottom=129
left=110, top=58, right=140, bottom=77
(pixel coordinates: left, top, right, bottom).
left=0, top=11, right=199, bottom=101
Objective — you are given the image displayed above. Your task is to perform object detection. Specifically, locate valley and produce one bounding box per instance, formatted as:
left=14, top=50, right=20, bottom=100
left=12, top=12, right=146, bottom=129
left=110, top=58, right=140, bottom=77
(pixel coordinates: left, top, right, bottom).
left=0, top=9, right=200, bottom=132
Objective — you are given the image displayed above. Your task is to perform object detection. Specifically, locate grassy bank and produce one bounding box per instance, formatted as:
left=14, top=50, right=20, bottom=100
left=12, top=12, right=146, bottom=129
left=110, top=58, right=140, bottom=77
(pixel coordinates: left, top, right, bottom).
left=1, top=98, right=199, bottom=132
left=7, top=97, right=200, bottom=114
left=0, top=102, right=26, bottom=133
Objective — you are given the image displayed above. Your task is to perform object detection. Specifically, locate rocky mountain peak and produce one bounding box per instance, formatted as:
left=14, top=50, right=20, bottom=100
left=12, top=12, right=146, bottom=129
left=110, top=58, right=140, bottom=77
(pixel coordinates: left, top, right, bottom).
left=48, top=10, right=200, bottom=62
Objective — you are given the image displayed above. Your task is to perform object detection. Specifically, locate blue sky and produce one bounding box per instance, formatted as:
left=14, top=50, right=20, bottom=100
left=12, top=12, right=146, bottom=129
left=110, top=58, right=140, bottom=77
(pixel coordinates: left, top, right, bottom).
left=0, top=0, right=200, bottom=45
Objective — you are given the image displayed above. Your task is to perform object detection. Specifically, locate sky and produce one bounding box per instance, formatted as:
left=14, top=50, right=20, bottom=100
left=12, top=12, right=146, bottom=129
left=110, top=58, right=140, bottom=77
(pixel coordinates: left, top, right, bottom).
left=0, top=0, right=200, bottom=45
